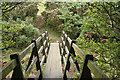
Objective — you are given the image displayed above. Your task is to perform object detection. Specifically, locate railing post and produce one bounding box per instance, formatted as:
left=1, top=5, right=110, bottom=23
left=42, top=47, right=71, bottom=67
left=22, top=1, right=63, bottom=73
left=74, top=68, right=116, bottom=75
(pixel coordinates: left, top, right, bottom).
left=32, top=39, right=43, bottom=79
left=41, top=33, right=47, bottom=63
left=80, top=54, right=93, bottom=80
left=69, top=40, right=80, bottom=74
left=10, top=54, right=24, bottom=80
left=45, top=31, right=50, bottom=55
left=63, top=31, right=67, bottom=56
left=26, top=42, right=34, bottom=71
left=63, top=40, right=76, bottom=79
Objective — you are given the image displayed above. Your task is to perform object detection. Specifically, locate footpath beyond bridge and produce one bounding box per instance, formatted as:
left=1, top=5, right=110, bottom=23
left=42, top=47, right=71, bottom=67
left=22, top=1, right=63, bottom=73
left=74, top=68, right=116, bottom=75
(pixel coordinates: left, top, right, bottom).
left=0, top=31, right=109, bottom=80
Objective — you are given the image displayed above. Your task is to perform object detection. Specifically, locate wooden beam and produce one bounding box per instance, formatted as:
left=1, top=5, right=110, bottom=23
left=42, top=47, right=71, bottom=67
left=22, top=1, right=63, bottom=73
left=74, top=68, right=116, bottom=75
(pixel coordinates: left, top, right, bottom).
left=25, top=57, right=37, bottom=78
left=40, top=55, right=45, bottom=67
left=36, top=36, right=42, bottom=45
left=38, top=46, right=43, bottom=55
left=87, top=60, right=108, bottom=79
left=19, top=43, right=35, bottom=61
left=72, top=43, right=85, bottom=60
left=70, top=57, right=79, bottom=74
left=0, top=60, right=17, bottom=79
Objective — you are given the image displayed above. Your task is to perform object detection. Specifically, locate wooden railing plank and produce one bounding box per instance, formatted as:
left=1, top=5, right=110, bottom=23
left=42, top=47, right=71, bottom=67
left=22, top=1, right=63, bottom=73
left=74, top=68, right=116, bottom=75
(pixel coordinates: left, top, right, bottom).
left=87, top=60, right=108, bottom=79
left=0, top=60, right=17, bottom=79
left=67, top=37, right=72, bottom=46
left=19, top=43, right=35, bottom=61
left=38, top=46, right=43, bottom=55
left=70, top=57, right=79, bottom=74
left=43, top=40, right=47, bottom=47
left=72, top=43, right=85, bottom=60
left=36, top=36, right=42, bottom=45
left=40, top=55, right=45, bottom=67
left=25, top=57, right=37, bottom=78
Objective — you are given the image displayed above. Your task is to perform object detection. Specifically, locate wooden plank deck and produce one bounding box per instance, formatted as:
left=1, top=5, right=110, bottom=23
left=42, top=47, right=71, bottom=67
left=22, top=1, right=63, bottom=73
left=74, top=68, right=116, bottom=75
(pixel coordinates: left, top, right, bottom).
left=43, top=43, right=63, bottom=78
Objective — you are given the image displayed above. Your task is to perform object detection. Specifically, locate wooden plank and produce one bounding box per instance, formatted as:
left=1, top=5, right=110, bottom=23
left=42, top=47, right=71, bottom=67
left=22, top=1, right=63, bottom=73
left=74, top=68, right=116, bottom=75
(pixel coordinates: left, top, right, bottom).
left=43, top=43, right=63, bottom=78
left=25, top=57, right=37, bottom=78
left=38, top=46, right=43, bottom=55
left=36, top=36, right=42, bottom=45
left=63, top=56, right=67, bottom=67
left=66, top=71, right=70, bottom=78
left=0, top=60, right=17, bottom=79
left=72, top=43, right=85, bottom=60
left=19, top=43, right=35, bottom=61
left=70, top=57, right=79, bottom=74
left=67, top=37, right=72, bottom=46
left=87, top=60, right=108, bottom=79
left=42, top=33, right=46, bottom=41
left=45, top=47, right=48, bottom=54
left=40, top=55, right=45, bottom=67
left=65, top=46, right=69, bottom=55
left=43, top=40, right=47, bottom=47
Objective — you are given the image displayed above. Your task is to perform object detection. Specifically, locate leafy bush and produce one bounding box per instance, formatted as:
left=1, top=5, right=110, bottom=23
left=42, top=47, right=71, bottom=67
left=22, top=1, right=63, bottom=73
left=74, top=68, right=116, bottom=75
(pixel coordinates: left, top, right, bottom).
left=41, top=10, right=62, bottom=32
left=1, top=17, right=40, bottom=49
left=42, top=2, right=89, bottom=39
left=76, top=2, right=120, bottom=78
left=15, top=17, right=39, bottom=48
left=1, top=21, right=23, bottom=49
left=9, top=3, right=39, bottom=21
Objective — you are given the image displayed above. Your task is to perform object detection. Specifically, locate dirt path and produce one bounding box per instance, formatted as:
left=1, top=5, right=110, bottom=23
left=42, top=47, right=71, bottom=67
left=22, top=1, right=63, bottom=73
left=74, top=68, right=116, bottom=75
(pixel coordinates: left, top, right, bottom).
left=34, top=16, right=61, bottom=43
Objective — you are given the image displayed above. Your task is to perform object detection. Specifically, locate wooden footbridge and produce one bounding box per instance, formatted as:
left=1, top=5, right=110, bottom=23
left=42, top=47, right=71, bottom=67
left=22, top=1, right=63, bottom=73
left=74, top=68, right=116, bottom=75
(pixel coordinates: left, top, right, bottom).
left=0, top=31, right=109, bottom=80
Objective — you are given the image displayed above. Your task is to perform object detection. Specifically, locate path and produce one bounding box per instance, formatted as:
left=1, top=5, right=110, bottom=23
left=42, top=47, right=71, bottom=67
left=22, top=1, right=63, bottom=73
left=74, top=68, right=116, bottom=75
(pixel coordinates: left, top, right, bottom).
left=34, top=16, right=61, bottom=42
left=43, top=43, right=63, bottom=78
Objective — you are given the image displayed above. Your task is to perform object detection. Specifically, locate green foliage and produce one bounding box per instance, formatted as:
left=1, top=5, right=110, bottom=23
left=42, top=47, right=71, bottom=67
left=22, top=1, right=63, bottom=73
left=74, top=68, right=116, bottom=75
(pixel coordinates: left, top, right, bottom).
left=76, top=2, right=120, bottom=78
left=1, top=21, right=23, bottom=49
left=15, top=17, right=39, bottom=48
left=1, top=2, right=40, bottom=49
left=11, top=3, right=38, bottom=21
left=41, top=9, right=62, bottom=32
left=42, top=2, right=120, bottom=78
left=2, top=2, right=38, bottom=21
left=42, top=2, right=89, bottom=38
left=1, top=17, right=40, bottom=49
